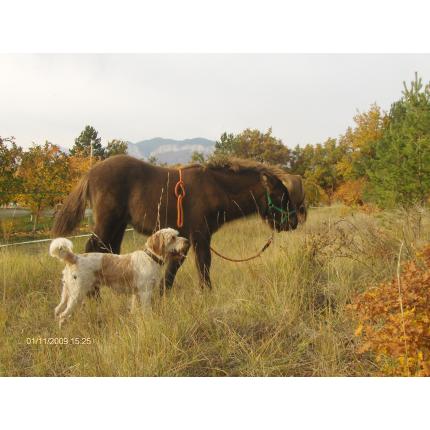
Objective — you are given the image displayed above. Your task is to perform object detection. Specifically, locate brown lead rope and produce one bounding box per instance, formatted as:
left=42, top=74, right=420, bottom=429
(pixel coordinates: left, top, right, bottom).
left=209, top=234, right=274, bottom=263
left=175, top=168, right=274, bottom=263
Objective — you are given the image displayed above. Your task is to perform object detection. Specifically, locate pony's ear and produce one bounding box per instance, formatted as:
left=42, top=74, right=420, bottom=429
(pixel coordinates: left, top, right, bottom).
left=146, top=231, right=166, bottom=257
left=261, top=173, right=276, bottom=192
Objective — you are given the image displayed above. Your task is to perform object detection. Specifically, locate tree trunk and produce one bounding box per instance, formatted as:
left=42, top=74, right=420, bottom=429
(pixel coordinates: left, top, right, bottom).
left=32, top=208, right=40, bottom=234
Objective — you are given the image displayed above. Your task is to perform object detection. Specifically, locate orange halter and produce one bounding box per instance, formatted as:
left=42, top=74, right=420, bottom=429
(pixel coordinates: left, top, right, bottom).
left=174, top=168, right=186, bottom=228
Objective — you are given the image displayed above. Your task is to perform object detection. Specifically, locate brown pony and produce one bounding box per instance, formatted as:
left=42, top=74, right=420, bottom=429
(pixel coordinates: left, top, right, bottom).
left=52, top=155, right=300, bottom=289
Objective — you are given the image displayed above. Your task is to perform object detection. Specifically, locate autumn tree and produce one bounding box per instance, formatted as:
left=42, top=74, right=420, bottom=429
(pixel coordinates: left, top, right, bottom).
left=67, top=154, right=92, bottom=189
left=70, top=125, right=104, bottom=159
left=16, top=142, right=71, bottom=232
left=336, top=104, right=388, bottom=181
left=0, top=136, right=22, bottom=206
left=289, top=144, right=307, bottom=176
left=367, top=73, right=430, bottom=207
left=316, top=104, right=388, bottom=206
left=105, top=139, right=128, bottom=157
left=213, top=132, right=237, bottom=156
left=213, top=128, right=291, bottom=166
left=301, top=139, right=347, bottom=204
left=333, top=178, right=366, bottom=206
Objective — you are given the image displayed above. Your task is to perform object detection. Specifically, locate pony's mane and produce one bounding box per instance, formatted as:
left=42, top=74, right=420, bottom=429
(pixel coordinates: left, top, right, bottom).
left=186, top=156, right=289, bottom=183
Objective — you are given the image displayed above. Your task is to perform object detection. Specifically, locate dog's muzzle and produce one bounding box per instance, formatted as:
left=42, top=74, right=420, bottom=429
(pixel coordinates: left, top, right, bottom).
left=170, top=237, right=190, bottom=259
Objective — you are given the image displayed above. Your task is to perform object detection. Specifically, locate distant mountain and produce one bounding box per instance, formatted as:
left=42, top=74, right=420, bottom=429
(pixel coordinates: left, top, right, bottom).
left=127, top=137, right=215, bottom=164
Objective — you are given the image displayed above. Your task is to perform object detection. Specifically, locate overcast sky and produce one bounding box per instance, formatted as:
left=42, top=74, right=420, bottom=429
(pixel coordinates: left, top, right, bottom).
left=2, top=54, right=430, bottom=149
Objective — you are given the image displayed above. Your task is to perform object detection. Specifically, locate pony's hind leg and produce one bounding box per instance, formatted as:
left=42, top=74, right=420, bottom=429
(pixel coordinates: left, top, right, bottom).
left=85, top=218, right=128, bottom=254
left=85, top=218, right=128, bottom=299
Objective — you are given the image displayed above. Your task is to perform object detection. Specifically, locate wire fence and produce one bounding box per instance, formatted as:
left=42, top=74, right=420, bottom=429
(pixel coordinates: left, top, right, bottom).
left=0, top=206, right=326, bottom=249
left=0, top=228, right=134, bottom=249
left=0, top=191, right=70, bottom=196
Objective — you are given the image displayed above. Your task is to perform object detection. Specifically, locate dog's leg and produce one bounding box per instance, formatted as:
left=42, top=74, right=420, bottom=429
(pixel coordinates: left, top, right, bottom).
left=130, top=293, right=139, bottom=313
left=54, top=280, right=68, bottom=318
left=58, top=292, right=83, bottom=328
left=139, top=289, right=153, bottom=313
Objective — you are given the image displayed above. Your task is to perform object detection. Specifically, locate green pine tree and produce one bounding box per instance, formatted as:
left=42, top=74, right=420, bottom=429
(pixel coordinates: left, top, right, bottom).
left=105, top=139, right=128, bottom=158
left=70, top=125, right=105, bottom=159
left=367, top=73, right=430, bottom=207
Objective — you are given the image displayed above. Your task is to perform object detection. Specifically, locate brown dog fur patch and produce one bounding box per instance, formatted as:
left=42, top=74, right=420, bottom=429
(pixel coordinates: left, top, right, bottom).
left=96, top=254, right=135, bottom=291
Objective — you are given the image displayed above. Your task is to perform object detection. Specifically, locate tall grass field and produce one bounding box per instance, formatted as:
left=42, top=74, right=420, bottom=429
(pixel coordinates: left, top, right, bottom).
left=1, top=205, right=428, bottom=376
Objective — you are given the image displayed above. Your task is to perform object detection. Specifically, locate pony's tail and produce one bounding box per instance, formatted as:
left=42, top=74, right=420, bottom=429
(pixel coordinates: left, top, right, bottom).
left=52, top=174, right=89, bottom=237
left=49, top=238, right=77, bottom=265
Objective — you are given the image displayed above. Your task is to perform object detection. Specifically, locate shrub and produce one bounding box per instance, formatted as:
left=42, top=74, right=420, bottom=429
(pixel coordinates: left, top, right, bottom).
left=351, top=244, right=430, bottom=376
left=303, top=178, right=329, bottom=206
left=334, top=179, right=365, bottom=206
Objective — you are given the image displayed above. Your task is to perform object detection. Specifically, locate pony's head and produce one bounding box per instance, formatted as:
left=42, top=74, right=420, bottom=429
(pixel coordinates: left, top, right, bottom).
left=260, top=173, right=298, bottom=232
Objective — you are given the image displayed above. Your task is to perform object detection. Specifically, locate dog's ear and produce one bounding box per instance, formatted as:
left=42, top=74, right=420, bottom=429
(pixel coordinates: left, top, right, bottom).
left=168, top=230, right=178, bottom=243
left=146, top=231, right=166, bottom=257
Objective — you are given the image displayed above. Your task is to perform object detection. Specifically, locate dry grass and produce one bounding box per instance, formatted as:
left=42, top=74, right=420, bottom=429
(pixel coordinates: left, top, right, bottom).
left=0, top=205, right=429, bottom=376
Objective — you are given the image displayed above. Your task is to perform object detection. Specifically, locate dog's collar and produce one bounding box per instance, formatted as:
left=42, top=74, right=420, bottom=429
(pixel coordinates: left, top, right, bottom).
left=144, top=248, right=165, bottom=266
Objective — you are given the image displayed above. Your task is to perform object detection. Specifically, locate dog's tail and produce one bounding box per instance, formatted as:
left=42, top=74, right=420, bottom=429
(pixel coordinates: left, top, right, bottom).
left=49, top=238, right=78, bottom=265
left=52, top=173, right=90, bottom=237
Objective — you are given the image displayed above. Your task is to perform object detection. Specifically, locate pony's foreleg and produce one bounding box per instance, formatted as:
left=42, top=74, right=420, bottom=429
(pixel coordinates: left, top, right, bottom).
left=161, top=252, right=189, bottom=294
left=192, top=235, right=212, bottom=289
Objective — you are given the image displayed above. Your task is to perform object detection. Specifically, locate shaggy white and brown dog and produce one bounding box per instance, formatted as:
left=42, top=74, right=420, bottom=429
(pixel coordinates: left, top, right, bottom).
left=50, top=228, right=189, bottom=327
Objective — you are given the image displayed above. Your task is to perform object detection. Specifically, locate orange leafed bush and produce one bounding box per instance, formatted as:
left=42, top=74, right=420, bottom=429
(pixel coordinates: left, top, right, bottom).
left=334, top=178, right=365, bottom=206
left=351, top=245, right=430, bottom=376
left=358, top=202, right=380, bottom=215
